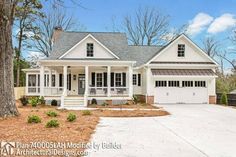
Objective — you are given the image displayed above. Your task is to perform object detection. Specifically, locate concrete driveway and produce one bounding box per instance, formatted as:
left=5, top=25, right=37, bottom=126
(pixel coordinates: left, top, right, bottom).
left=86, top=104, right=236, bottom=157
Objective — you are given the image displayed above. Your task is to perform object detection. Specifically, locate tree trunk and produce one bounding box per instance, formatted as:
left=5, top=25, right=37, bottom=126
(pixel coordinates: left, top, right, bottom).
left=0, top=0, right=19, bottom=117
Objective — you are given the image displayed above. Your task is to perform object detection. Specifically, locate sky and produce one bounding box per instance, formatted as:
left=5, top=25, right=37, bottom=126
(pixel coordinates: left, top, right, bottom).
left=29, top=0, right=236, bottom=71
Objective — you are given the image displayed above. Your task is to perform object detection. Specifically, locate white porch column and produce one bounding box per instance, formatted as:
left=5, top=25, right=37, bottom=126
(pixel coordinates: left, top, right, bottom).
left=26, top=73, right=28, bottom=95
left=63, top=66, right=67, bottom=96
left=84, top=66, right=89, bottom=106
left=40, top=66, right=44, bottom=97
left=107, top=66, right=111, bottom=97
left=128, top=65, right=133, bottom=98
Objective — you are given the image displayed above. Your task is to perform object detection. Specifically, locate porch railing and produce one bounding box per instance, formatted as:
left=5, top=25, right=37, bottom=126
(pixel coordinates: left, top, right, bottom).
left=88, top=87, right=108, bottom=96
left=111, top=87, right=129, bottom=96
left=44, top=87, right=64, bottom=96
left=28, top=86, right=40, bottom=94
left=88, top=87, right=129, bottom=97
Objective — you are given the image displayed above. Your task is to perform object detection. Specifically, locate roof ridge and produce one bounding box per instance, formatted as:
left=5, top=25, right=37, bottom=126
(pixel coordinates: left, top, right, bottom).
left=128, top=45, right=163, bottom=47
left=63, top=31, right=126, bottom=34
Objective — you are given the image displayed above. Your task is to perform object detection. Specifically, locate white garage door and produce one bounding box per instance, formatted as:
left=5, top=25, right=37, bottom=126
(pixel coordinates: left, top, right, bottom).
left=154, top=80, right=208, bottom=104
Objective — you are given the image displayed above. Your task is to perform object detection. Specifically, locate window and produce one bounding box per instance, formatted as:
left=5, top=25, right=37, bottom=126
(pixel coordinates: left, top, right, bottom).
left=87, top=43, right=94, bottom=57
left=28, top=75, right=36, bottom=86
left=182, top=81, right=193, bottom=87
left=195, top=81, right=206, bottom=87
left=178, top=44, right=185, bottom=57
left=138, top=74, right=141, bottom=86
left=168, top=81, right=179, bottom=87
left=155, top=81, right=167, bottom=87
left=115, top=73, right=122, bottom=87
left=96, top=73, right=103, bottom=87
left=52, top=74, right=56, bottom=87
left=133, top=74, right=137, bottom=85
left=44, top=74, right=49, bottom=87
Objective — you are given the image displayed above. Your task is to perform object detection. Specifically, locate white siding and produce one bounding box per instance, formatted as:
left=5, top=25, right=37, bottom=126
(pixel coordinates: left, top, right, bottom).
left=63, top=36, right=115, bottom=59
left=153, top=37, right=211, bottom=63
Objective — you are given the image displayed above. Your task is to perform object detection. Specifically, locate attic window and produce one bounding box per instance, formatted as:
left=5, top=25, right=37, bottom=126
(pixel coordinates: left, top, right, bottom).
left=178, top=44, right=185, bottom=57
left=87, top=43, right=94, bottom=57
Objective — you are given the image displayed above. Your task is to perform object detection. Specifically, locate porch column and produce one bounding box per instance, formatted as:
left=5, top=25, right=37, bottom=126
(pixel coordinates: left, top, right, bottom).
left=128, top=65, right=133, bottom=98
left=40, top=66, right=44, bottom=97
left=107, top=66, right=111, bottom=97
left=63, top=66, right=67, bottom=96
left=84, top=66, right=89, bottom=106
left=85, top=66, right=89, bottom=96
left=26, top=73, right=28, bottom=95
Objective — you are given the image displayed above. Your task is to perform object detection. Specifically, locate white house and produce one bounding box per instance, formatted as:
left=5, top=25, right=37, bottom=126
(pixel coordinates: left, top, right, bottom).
left=23, top=28, right=218, bottom=108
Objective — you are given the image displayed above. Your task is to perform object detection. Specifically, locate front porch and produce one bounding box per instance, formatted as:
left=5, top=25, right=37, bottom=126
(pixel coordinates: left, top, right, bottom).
left=25, top=61, right=134, bottom=107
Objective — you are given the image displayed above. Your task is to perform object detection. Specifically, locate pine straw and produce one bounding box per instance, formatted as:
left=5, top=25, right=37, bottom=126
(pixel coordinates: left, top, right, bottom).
left=0, top=101, right=169, bottom=157
left=88, top=103, right=159, bottom=109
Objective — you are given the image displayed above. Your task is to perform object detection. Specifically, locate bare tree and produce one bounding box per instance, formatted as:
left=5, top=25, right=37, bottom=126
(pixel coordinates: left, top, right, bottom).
left=123, top=7, right=169, bottom=46
left=0, top=0, right=19, bottom=117
left=217, top=50, right=236, bottom=72
left=202, top=36, right=218, bottom=57
left=31, top=5, right=85, bottom=57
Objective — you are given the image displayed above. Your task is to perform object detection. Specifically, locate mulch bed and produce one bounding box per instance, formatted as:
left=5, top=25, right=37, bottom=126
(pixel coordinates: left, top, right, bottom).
left=88, top=103, right=159, bottom=109
left=0, top=101, right=169, bottom=157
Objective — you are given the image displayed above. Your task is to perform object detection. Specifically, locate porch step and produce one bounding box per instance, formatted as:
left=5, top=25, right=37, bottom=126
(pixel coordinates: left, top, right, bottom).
left=63, top=96, right=85, bottom=107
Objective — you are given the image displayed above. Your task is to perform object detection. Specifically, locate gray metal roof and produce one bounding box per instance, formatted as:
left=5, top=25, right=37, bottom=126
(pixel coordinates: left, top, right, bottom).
left=151, top=69, right=216, bottom=76
left=47, top=31, right=163, bottom=66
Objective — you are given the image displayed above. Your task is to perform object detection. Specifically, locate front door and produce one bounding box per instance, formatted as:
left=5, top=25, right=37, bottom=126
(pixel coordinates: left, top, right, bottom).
left=78, top=74, right=85, bottom=95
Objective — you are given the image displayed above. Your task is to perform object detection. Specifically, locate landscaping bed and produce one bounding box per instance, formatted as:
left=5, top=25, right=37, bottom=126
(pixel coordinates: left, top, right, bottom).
left=88, top=103, right=159, bottom=109
left=0, top=100, right=169, bottom=157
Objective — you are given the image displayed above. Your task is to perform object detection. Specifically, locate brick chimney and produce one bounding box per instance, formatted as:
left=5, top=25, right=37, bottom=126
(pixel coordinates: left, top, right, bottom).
left=52, top=26, right=63, bottom=43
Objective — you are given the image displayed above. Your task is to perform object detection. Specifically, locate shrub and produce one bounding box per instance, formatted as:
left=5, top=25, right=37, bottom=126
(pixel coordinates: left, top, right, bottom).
left=91, top=98, right=97, bottom=105
left=51, top=99, right=58, bottom=106
left=29, top=97, right=38, bottom=107
left=101, top=102, right=108, bottom=106
left=38, top=96, right=46, bottom=105
left=46, top=120, right=59, bottom=128
left=82, top=110, right=91, bottom=116
left=20, top=96, right=28, bottom=106
left=220, top=93, right=228, bottom=105
left=132, top=95, right=139, bottom=104
left=67, top=113, right=77, bottom=122
left=46, top=110, right=58, bottom=117
left=28, top=115, right=41, bottom=123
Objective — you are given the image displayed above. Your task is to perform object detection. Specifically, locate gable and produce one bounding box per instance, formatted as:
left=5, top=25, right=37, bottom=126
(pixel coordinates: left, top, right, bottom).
left=148, top=35, right=217, bottom=64
left=61, top=35, right=117, bottom=59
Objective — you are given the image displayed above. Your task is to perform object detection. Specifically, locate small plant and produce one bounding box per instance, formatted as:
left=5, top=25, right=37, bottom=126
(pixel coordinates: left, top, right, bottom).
left=46, top=119, right=59, bottom=128
left=132, top=95, right=139, bottom=104
left=91, top=98, right=97, bottom=105
left=101, top=102, right=108, bottom=106
left=67, top=113, right=77, bottom=122
left=220, top=92, right=228, bottom=105
left=29, top=97, right=38, bottom=107
left=38, top=96, right=46, bottom=105
left=51, top=99, right=58, bottom=106
left=20, top=96, right=28, bottom=106
left=82, top=110, right=91, bottom=116
left=27, top=115, right=41, bottom=123
left=46, top=110, right=58, bottom=117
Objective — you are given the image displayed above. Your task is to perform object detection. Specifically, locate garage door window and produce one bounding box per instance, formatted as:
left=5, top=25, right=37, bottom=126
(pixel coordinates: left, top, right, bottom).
left=182, top=81, right=193, bottom=87
left=155, top=81, right=167, bottom=87
left=168, top=81, right=180, bottom=87
left=195, top=81, right=206, bottom=87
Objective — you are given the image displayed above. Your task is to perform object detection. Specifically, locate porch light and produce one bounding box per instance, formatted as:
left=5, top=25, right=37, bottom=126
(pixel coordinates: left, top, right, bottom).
left=73, top=75, right=76, bottom=80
